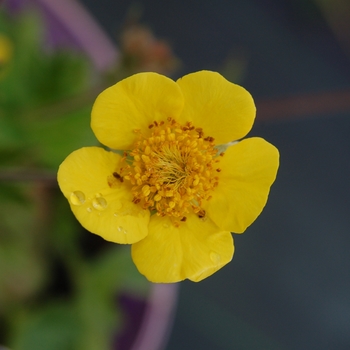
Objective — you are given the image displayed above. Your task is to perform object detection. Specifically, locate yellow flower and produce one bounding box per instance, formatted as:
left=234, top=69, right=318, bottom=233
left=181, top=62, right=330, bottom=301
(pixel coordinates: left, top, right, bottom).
left=57, top=71, right=279, bottom=283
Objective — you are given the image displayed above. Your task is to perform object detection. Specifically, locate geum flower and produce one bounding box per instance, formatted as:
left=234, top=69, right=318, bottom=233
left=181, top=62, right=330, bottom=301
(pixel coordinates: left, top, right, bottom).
left=57, top=71, right=279, bottom=283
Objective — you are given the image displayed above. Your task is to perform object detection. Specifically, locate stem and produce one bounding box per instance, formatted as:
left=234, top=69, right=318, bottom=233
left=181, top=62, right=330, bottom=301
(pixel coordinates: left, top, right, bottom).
left=0, top=169, right=57, bottom=183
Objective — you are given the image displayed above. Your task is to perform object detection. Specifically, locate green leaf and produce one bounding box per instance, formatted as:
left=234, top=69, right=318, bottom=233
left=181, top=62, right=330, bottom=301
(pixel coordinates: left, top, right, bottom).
left=0, top=242, right=46, bottom=313
left=10, top=302, right=81, bottom=350
left=0, top=182, right=28, bottom=204
left=27, top=104, right=97, bottom=169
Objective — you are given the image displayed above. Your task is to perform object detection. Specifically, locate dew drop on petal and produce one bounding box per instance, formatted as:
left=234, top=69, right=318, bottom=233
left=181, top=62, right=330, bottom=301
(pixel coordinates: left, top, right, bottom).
left=92, top=197, right=108, bottom=211
left=119, top=209, right=131, bottom=216
left=138, top=209, right=148, bottom=218
left=70, top=191, right=85, bottom=206
left=210, top=251, right=221, bottom=264
left=117, top=226, right=124, bottom=232
left=87, top=207, right=92, bottom=213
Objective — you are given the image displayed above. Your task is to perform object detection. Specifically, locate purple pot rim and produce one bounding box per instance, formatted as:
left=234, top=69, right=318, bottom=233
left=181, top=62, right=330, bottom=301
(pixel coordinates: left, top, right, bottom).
left=34, top=0, right=119, bottom=71
left=130, top=283, right=179, bottom=350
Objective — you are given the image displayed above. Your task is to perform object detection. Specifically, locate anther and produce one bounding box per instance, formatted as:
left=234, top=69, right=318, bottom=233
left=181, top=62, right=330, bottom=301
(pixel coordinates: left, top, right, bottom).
left=197, top=209, right=206, bottom=218
left=113, top=172, right=124, bottom=182
left=119, top=117, right=223, bottom=225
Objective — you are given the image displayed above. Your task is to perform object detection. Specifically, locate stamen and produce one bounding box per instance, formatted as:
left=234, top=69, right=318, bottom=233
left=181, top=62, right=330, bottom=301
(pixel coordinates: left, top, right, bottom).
left=113, top=172, right=124, bottom=182
left=120, top=118, right=223, bottom=225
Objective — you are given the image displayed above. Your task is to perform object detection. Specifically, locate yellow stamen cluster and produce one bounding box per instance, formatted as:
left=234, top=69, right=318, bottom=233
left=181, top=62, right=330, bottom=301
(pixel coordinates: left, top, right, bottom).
left=121, top=117, right=222, bottom=225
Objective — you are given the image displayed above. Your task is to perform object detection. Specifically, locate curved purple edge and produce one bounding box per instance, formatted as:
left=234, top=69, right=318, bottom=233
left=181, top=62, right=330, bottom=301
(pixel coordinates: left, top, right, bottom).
left=5, top=0, right=119, bottom=71
left=114, top=293, right=148, bottom=350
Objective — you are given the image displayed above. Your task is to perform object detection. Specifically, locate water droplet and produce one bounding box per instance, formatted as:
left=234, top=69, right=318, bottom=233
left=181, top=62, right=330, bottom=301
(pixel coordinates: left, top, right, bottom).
left=113, top=213, right=118, bottom=217
left=210, top=252, right=221, bottom=264
left=123, top=229, right=128, bottom=234
left=70, top=191, right=85, bottom=206
left=117, top=226, right=124, bottom=232
left=92, top=196, right=107, bottom=211
left=137, top=209, right=147, bottom=218
left=87, top=207, right=92, bottom=213
left=163, top=223, right=169, bottom=228
left=120, top=209, right=132, bottom=216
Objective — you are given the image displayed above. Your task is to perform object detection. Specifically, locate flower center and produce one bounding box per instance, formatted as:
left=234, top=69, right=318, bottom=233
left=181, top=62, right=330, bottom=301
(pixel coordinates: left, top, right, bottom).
left=120, top=117, right=223, bottom=225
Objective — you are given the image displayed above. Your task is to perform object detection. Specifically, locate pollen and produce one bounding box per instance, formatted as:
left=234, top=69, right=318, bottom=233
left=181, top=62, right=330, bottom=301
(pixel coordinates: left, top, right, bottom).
left=120, top=118, right=222, bottom=225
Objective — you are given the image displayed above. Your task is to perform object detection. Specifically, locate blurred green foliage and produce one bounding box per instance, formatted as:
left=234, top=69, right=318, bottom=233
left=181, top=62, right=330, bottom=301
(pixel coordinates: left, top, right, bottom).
left=0, top=8, right=149, bottom=350
left=0, top=8, right=96, bottom=168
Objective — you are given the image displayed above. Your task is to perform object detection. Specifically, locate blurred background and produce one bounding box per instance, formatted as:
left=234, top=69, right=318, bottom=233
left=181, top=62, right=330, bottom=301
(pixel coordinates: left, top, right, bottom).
left=1, top=0, right=350, bottom=349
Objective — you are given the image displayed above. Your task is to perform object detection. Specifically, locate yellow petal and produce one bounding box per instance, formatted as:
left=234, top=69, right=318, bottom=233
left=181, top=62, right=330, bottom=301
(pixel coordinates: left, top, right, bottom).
left=91, top=72, right=184, bottom=150
left=131, top=214, right=234, bottom=283
left=205, top=137, right=279, bottom=233
left=57, top=147, right=150, bottom=244
left=176, top=71, right=256, bottom=144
